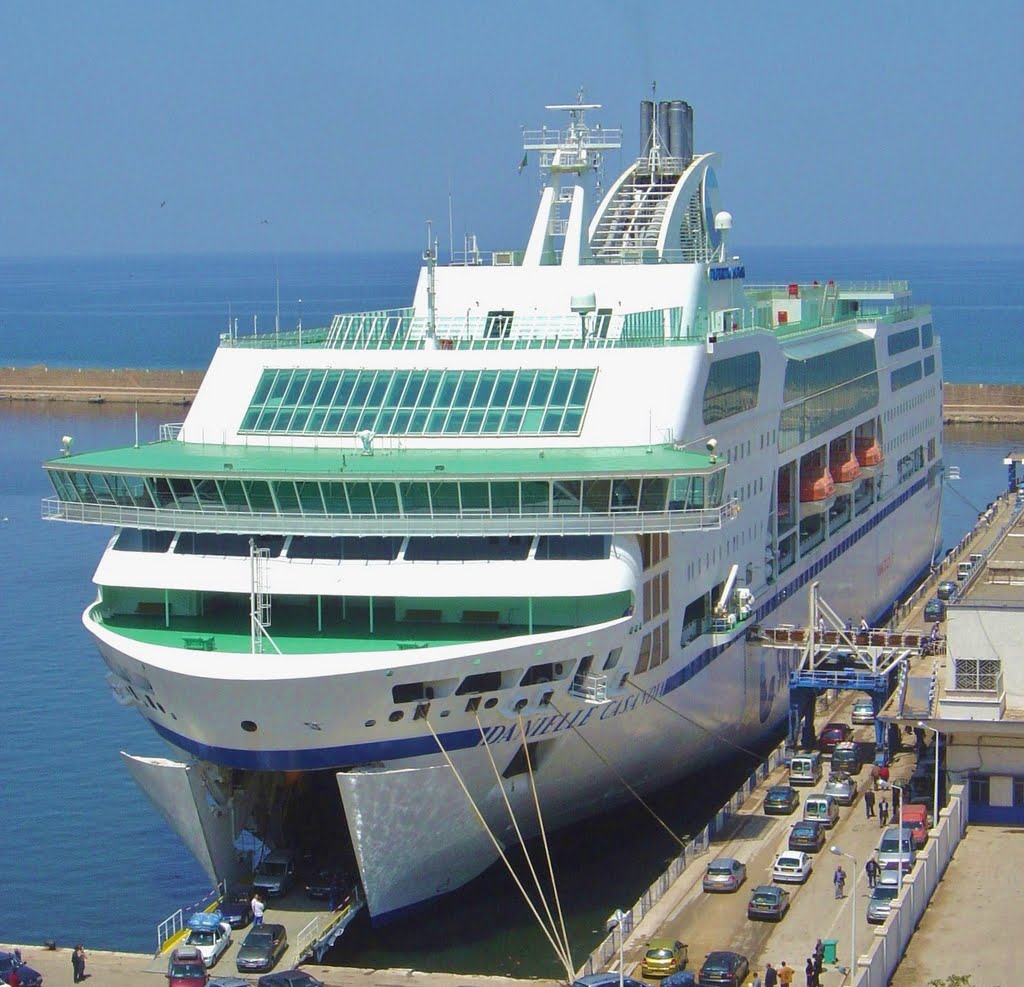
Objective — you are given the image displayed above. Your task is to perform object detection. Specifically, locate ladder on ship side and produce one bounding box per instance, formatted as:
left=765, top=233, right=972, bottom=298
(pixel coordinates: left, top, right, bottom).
left=249, top=540, right=279, bottom=654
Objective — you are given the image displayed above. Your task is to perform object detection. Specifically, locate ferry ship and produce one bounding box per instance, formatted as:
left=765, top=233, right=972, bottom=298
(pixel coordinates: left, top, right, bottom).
left=43, top=95, right=943, bottom=923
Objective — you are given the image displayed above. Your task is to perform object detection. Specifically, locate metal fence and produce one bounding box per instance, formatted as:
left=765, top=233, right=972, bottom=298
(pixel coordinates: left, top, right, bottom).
left=575, top=738, right=789, bottom=977
left=155, top=881, right=226, bottom=955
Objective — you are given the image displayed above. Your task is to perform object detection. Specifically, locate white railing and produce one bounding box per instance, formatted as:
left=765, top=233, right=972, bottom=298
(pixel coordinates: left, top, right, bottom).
left=569, top=672, right=609, bottom=704
left=155, top=881, right=226, bottom=954
left=295, top=889, right=364, bottom=963
left=41, top=497, right=737, bottom=538
left=159, top=422, right=185, bottom=441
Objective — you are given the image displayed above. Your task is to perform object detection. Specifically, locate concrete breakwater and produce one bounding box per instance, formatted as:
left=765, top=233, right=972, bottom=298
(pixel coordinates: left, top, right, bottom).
left=2, top=367, right=1024, bottom=422
left=0, top=366, right=205, bottom=406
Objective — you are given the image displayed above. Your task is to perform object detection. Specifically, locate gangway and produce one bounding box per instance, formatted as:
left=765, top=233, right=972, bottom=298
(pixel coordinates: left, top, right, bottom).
left=750, top=582, right=918, bottom=761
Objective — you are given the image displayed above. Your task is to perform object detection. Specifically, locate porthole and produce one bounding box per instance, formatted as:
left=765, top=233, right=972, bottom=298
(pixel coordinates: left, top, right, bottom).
left=241, top=720, right=257, bottom=733
left=514, top=698, right=528, bottom=712
left=484, top=697, right=498, bottom=709
left=389, top=710, right=404, bottom=722
left=440, top=709, right=451, bottom=717
left=364, top=719, right=376, bottom=728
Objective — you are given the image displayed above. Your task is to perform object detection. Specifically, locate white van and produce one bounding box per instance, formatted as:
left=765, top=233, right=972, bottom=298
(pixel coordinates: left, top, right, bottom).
left=789, top=753, right=823, bottom=787
left=803, top=794, right=839, bottom=828
left=957, top=561, right=973, bottom=581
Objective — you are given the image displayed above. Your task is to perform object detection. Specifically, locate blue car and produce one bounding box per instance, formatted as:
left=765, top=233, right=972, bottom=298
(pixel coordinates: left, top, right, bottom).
left=572, top=976, right=650, bottom=987
left=219, top=884, right=255, bottom=928
left=0, top=951, right=43, bottom=987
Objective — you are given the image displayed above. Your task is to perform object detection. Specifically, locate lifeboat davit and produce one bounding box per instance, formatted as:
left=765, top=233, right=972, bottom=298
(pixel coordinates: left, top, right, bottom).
left=855, top=437, right=883, bottom=477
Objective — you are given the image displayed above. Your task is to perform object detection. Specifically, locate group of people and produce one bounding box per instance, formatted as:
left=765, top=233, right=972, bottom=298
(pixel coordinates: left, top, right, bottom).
left=752, top=950, right=824, bottom=987
left=864, top=775, right=902, bottom=828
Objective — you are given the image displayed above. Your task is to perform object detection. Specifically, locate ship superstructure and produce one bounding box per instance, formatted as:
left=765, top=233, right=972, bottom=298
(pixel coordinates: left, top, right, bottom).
left=44, top=95, right=944, bottom=923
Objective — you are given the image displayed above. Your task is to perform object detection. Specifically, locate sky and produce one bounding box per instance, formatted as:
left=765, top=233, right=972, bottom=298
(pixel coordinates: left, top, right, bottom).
left=1, top=1, right=1021, bottom=256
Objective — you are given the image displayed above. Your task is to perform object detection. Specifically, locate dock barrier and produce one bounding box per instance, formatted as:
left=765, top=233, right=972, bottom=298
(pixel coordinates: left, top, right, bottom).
left=575, top=738, right=789, bottom=977
left=155, top=881, right=226, bottom=954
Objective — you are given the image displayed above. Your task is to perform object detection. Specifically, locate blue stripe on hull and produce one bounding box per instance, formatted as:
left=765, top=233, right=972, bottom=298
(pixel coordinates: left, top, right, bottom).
left=151, top=474, right=936, bottom=770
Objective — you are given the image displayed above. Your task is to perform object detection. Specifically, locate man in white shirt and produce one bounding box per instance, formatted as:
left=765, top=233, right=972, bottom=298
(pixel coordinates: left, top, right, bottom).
left=251, top=893, right=265, bottom=926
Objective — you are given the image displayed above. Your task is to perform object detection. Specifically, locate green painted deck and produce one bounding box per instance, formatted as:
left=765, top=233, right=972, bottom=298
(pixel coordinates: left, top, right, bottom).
left=94, top=610, right=549, bottom=654
left=50, top=441, right=712, bottom=479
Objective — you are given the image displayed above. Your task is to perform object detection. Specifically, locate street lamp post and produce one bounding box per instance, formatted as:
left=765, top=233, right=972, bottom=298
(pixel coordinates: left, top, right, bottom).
left=607, top=909, right=626, bottom=987
left=830, top=845, right=857, bottom=983
left=918, top=719, right=942, bottom=822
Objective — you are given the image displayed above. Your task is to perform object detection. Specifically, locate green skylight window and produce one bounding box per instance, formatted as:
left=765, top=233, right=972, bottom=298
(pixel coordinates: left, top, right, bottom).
left=239, top=368, right=596, bottom=437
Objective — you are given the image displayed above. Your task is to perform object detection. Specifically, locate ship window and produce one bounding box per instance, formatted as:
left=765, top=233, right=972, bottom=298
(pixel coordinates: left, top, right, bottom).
left=702, top=352, right=761, bottom=424
left=114, top=529, right=174, bottom=553
left=239, top=367, right=595, bottom=437
left=891, top=361, right=923, bottom=392
left=921, top=323, right=934, bottom=348
left=388, top=710, right=404, bottom=722
left=405, top=536, right=531, bottom=561
left=485, top=310, right=514, bottom=339
left=887, top=326, right=920, bottom=356
left=241, top=720, right=257, bottom=732
left=535, top=535, right=609, bottom=560
left=923, top=355, right=936, bottom=376
left=174, top=533, right=284, bottom=557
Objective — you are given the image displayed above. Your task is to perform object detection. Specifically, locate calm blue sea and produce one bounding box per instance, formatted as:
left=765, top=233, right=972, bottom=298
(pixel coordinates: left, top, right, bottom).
left=1, top=248, right=1022, bottom=967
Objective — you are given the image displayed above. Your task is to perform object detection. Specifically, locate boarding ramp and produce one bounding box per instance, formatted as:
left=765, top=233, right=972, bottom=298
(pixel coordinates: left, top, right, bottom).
left=152, top=885, right=363, bottom=972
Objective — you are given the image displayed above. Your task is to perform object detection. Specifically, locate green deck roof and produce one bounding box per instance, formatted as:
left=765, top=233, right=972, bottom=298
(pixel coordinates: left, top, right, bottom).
left=49, top=440, right=715, bottom=480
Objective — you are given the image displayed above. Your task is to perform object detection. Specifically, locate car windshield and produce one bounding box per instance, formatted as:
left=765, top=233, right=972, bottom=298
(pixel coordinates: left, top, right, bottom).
left=647, top=949, right=673, bottom=959
left=708, top=863, right=734, bottom=874
left=873, top=886, right=899, bottom=900
left=258, top=862, right=286, bottom=876
left=187, top=930, right=216, bottom=945
left=880, top=837, right=911, bottom=853
left=246, top=931, right=273, bottom=945
left=169, top=963, right=203, bottom=977
left=227, top=891, right=249, bottom=904
left=751, top=891, right=776, bottom=904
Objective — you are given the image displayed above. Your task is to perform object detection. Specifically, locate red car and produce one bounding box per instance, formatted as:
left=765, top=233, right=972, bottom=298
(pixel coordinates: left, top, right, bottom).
left=167, top=946, right=208, bottom=987
left=817, top=721, right=853, bottom=753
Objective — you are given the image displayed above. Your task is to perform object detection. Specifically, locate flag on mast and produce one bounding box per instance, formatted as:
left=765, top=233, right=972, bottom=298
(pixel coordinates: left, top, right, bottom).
left=518, top=152, right=528, bottom=174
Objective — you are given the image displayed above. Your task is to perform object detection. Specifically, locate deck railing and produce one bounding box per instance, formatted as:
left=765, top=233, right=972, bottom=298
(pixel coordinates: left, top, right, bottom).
left=42, top=497, right=738, bottom=538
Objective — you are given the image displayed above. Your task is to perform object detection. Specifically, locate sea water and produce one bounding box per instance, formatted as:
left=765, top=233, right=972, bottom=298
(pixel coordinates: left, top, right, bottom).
left=0, top=247, right=1021, bottom=968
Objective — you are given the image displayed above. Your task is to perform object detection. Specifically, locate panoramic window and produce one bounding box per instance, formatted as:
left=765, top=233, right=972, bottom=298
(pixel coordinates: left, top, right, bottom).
left=891, top=361, right=923, bottom=392
left=887, top=326, right=920, bottom=357
left=702, top=352, right=761, bottom=424
left=239, top=367, right=596, bottom=437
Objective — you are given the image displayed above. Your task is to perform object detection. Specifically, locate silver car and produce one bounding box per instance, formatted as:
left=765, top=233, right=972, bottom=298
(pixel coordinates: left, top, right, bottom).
left=702, top=857, right=747, bottom=893
left=823, top=771, right=857, bottom=806
left=851, top=698, right=875, bottom=724
left=877, top=826, right=917, bottom=871
left=866, top=884, right=899, bottom=923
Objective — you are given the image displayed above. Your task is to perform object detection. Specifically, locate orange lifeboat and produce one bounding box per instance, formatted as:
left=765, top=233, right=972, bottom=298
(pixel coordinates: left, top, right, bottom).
left=832, top=450, right=862, bottom=484
left=855, top=437, right=883, bottom=468
left=800, top=464, right=835, bottom=502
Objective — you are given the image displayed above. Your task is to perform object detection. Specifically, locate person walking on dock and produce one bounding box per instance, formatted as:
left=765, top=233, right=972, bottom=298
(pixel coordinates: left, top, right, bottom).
left=778, top=961, right=794, bottom=986
left=764, top=962, right=778, bottom=987
left=879, top=797, right=890, bottom=827
left=833, top=865, right=846, bottom=899
left=864, top=788, right=876, bottom=818
left=865, top=856, right=879, bottom=888
left=251, top=892, right=265, bottom=927
left=804, top=958, right=815, bottom=987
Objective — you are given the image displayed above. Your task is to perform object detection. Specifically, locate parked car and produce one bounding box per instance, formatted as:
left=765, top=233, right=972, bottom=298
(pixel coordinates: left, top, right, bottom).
left=803, top=793, right=839, bottom=828
left=876, top=860, right=904, bottom=887
left=771, top=850, right=813, bottom=884
left=877, top=826, right=917, bottom=872
left=236, top=924, right=288, bottom=973
left=252, top=849, right=296, bottom=897
left=823, top=771, right=857, bottom=806
left=701, top=857, right=747, bottom=893
left=866, top=884, right=900, bottom=923
left=747, top=884, right=791, bottom=922
left=697, top=950, right=749, bottom=987
left=936, top=580, right=957, bottom=601
left=788, top=752, right=823, bottom=786
left=641, top=939, right=688, bottom=978
left=258, top=973, right=325, bottom=987
left=167, top=946, right=209, bottom=987
left=851, top=698, right=876, bottom=725
left=209, top=980, right=249, bottom=987
left=305, top=868, right=353, bottom=901
left=183, top=912, right=233, bottom=968
left=923, top=598, right=946, bottom=622
left=572, top=976, right=649, bottom=987
left=219, top=885, right=255, bottom=929
left=900, top=803, right=930, bottom=848
left=763, top=785, right=800, bottom=815
left=788, top=819, right=826, bottom=853
left=660, top=975, right=697, bottom=987
left=817, top=721, right=853, bottom=753
left=831, top=742, right=862, bottom=776
left=0, top=950, right=43, bottom=987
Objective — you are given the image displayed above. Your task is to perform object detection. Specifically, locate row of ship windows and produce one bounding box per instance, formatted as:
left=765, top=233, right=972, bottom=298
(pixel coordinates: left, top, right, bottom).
left=240, top=367, right=596, bottom=437
left=887, top=323, right=934, bottom=356
left=882, top=385, right=938, bottom=426
left=113, top=530, right=612, bottom=562
left=884, top=419, right=938, bottom=457
left=53, top=472, right=726, bottom=516
left=891, top=355, right=936, bottom=392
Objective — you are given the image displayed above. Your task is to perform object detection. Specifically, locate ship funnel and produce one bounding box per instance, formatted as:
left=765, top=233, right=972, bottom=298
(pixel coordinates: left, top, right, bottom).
left=657, top=101, right=671, bottom=158
left=668, top=100, right=693, bottom=169
left=640, top=100, right=654, bottom=158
